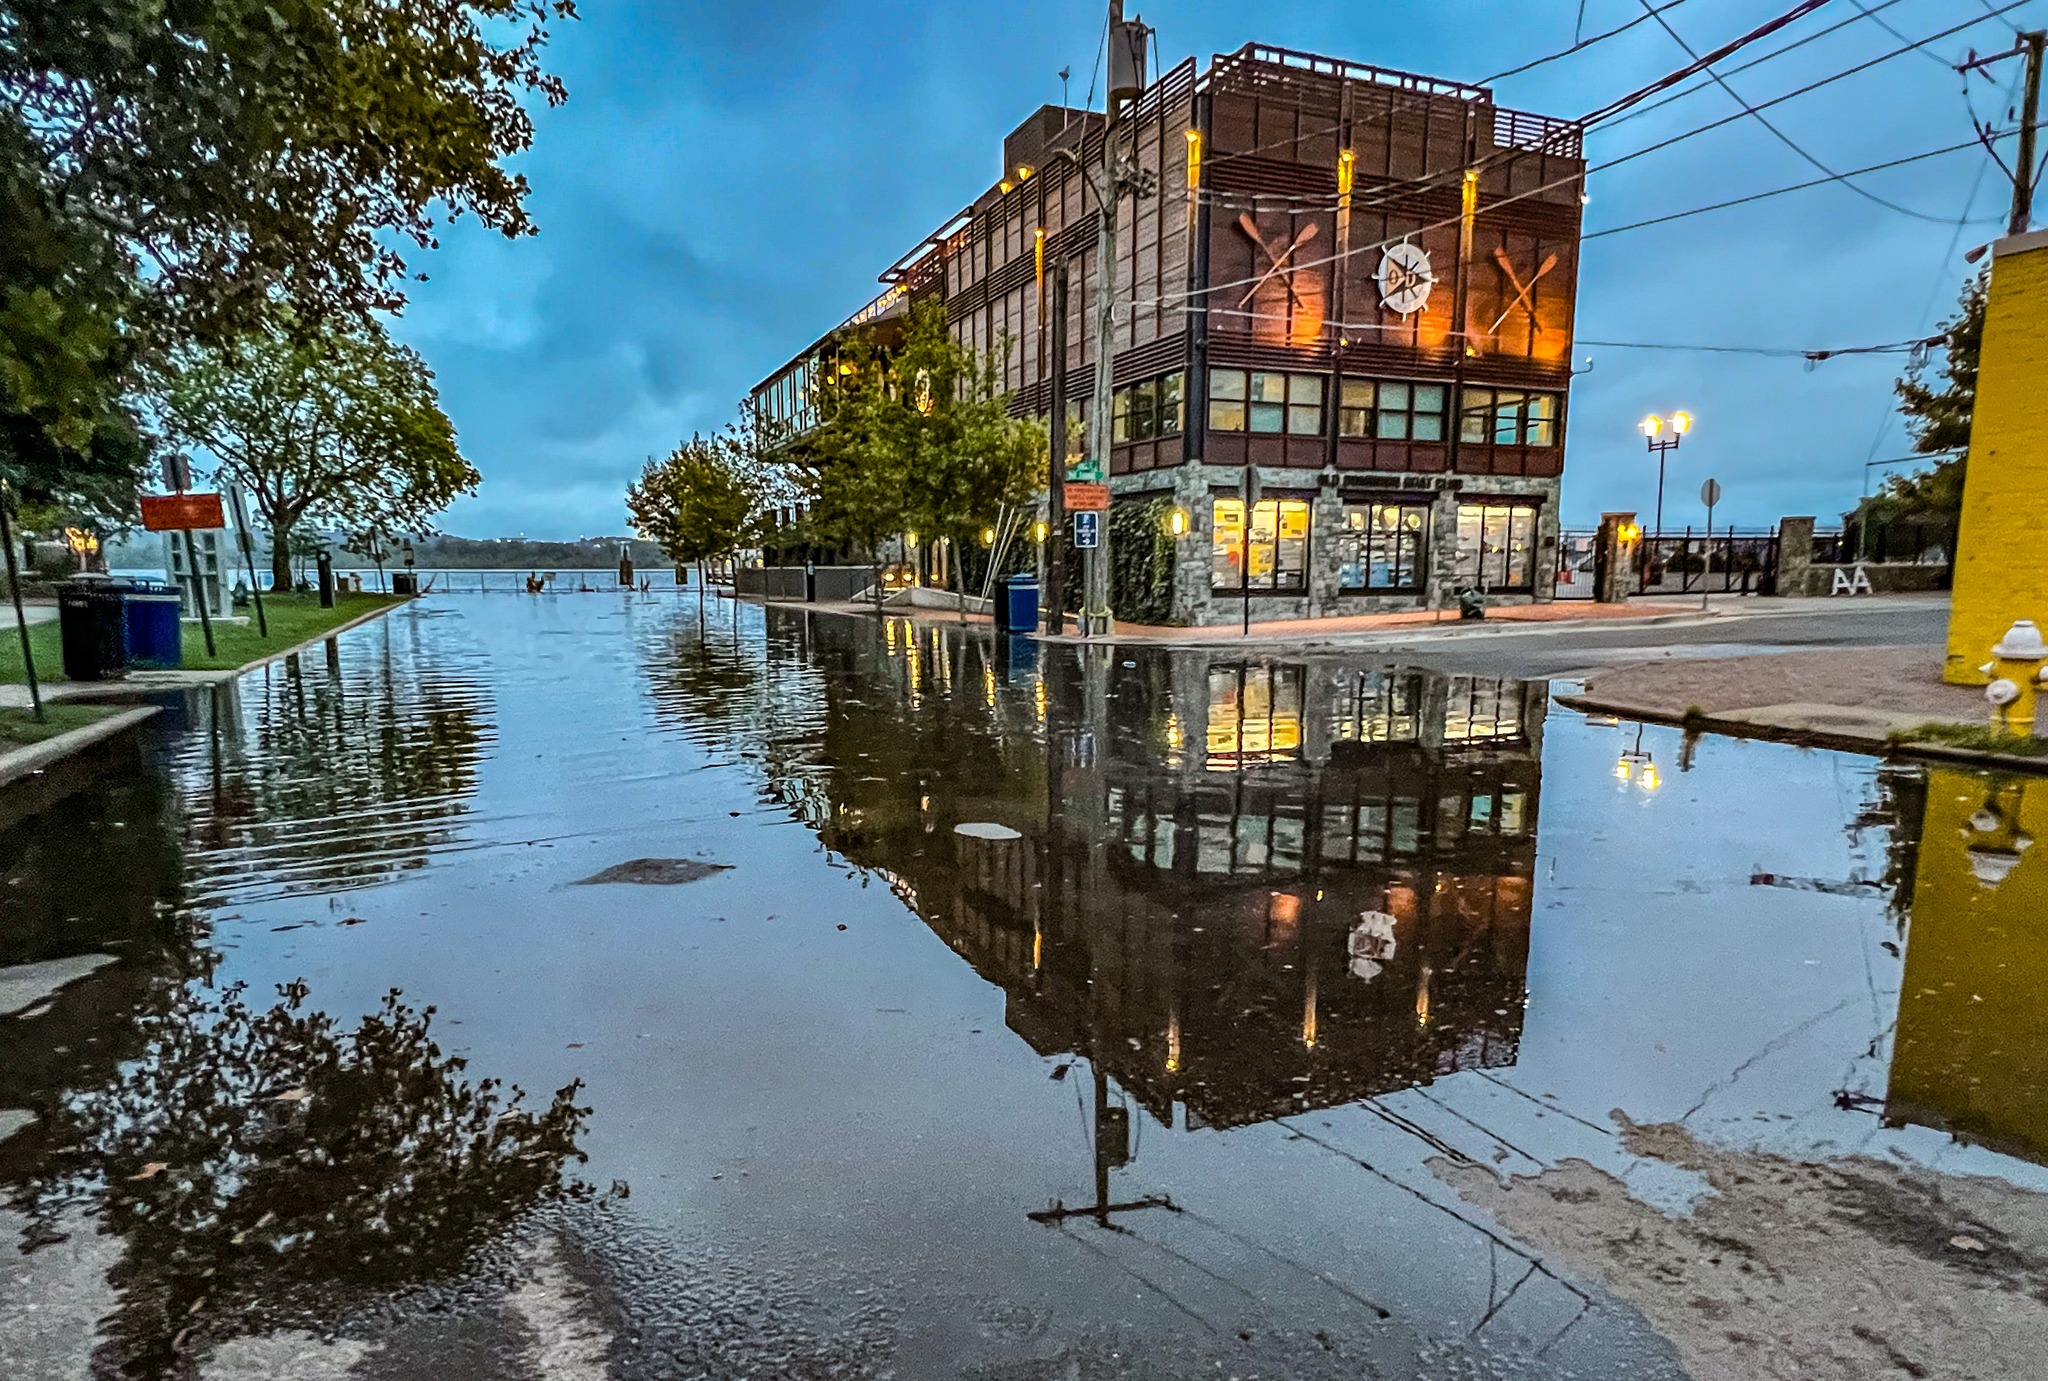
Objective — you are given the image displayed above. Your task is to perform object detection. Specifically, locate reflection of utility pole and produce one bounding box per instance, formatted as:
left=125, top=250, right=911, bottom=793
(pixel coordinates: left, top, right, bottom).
left=1027, top=642, right=1173, bottom=1227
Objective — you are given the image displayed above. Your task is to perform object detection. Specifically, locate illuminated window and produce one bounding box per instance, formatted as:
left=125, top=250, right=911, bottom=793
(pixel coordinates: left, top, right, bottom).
left=1460, top=389, right=1561, bottom=447
left=1208, top=368, right=1247, bottom=431
left=1209, top=370, right=1322, bottom=434
left=1211, top=497, right=1311, bottom=591
left=1444, top=676, right=1525, bottom=743
left=1340, top=379, right=1446, bottom=441
left=1332, top=669, right=1423, bottom=744
left=1454, top=501, right=1538, bottom=592
left=1337, top=501, right=1429, bottom=592
left=1205, top=664, right=1304, bottom=770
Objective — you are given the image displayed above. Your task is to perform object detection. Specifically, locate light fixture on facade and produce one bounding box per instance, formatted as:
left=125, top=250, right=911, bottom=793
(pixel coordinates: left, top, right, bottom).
left=1167, top=507, right=1189, bottom=537
left=1031, top=520, right=1048, bottom=542
left=980, top=526, right=996, bottom=545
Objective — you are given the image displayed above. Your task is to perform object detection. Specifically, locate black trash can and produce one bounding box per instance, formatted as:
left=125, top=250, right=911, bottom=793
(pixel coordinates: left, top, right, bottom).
left=59, top=575, right=129, bottom=681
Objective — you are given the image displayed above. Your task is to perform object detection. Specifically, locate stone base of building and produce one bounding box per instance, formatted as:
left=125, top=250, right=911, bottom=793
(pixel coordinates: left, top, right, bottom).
left=1112, top=466, right=1562, bottom=628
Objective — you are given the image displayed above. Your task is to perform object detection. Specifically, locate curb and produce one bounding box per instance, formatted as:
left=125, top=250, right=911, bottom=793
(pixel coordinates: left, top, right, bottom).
left=0, top=706, right=160, bottom=791
left=1554, top=692, right=2048, bottom=776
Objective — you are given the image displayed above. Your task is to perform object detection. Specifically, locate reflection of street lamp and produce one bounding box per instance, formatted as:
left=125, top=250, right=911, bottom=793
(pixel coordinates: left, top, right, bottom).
left=1639, top=411, right=1692, bottom=548
left=1616, top=723, right=1660, bottom=791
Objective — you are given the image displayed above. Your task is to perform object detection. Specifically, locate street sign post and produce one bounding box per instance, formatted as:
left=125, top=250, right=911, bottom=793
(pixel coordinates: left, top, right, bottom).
left=1065, top=482, right=1110, bottom=513
left=1073, top=511, right=1101, bottom=549
left=1699, top=478, right=1721, bottom=611
left=139, top=492, right=226, bottom=532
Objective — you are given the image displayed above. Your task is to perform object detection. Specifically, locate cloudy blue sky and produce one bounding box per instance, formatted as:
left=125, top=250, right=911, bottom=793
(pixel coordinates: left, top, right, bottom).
left=394, top=0, right=2040, bottom=537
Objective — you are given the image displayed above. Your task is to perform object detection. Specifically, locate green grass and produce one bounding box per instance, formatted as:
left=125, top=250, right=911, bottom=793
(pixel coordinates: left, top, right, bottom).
left=1887, top=720, right=2048, bottom=758
left=0, top=593, right=401, bottom=684
left=0, top=703, right=123, bottom=748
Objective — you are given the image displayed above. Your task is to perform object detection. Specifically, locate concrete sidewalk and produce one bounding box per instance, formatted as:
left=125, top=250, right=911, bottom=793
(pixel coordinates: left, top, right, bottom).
left=1558, top=643, right=2042, bottom=770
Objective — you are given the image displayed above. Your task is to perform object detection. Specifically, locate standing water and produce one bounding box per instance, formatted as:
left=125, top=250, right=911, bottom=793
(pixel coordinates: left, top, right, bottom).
left=3, top=594, right=2045, bottom=1379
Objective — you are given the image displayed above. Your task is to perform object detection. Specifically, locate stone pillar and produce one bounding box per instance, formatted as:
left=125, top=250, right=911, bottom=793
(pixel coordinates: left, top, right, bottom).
left=1776, top=516, right=1815, bottom=599
left=1593, top=511, right=1636, bottom=604
left=1947, top=229, right=2048, bottom=684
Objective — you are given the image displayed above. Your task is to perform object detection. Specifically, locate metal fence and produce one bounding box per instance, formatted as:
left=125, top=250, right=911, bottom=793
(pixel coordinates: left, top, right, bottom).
left=1556, top=529, right=1789, bottom=599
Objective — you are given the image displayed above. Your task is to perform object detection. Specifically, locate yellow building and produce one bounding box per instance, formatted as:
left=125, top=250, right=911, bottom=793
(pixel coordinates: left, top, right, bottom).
left=1887, top=767, right=2048, bottom=1165
left=1946, top=229, right=2048, bottom=684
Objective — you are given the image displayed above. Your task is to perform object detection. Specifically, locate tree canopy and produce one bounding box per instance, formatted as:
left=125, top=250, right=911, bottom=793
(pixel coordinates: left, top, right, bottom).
left=626, top=435, right=766, bottom=571
left=2, top=0, right=573, bottom=522
left=1884, top=268, right=1983, bottom=523
left=157, top=320, right=480, bottom=587
left=789, top=300, right=1043, bottom=587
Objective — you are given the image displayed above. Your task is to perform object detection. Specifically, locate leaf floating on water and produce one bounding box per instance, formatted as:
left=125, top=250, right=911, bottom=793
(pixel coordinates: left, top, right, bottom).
left=340, top=916, right=369, bottom=927
left=577, top=858, right=733, bottom=886
left=1951, top=1234, right=1989, bottom=1252
left=1049, top=1062, right=1072, bottom=1082
left=273, top=1087, right=311, bottom=1103
left=126, top=1162, right=170, bottom=1181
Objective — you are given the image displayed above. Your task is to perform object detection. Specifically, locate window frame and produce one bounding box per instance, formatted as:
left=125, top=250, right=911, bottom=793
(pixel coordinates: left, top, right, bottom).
left=1453, top=500, right=1541, bottom=593
left=1460, top=388, right=1563, bottom=447
left=1336, top=499, right=1432, bottom=593
left=1341, top=377, right=1448, bottom=442
left=1211, top=496, right=1313, bottom=594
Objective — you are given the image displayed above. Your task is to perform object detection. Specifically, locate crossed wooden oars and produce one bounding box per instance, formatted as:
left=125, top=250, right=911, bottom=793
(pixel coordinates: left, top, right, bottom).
left=1238, top=214, right=1319, bottom=309
left=1489, top=246, right=1558, bottom=335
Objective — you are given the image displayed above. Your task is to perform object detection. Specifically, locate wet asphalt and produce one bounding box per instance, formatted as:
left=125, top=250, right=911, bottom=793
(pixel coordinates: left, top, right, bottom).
left=2, top=591, right=2043, bottom=1380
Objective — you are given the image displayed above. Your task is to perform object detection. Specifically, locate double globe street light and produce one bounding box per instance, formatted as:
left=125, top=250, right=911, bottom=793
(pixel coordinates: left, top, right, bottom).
left=1638, top=410, right=1693, bottom=546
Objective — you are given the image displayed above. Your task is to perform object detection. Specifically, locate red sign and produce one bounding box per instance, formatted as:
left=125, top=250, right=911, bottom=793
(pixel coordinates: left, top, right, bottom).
left=1064, top=483, right=1110, bottom=513
left=140, top=492, right=227, bottom=532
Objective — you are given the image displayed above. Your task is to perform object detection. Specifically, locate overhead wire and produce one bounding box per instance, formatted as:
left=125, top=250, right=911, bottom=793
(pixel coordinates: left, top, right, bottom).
left=1633, top=0, right=1973, bottom=222
left=1600, top=0, right=1919, bottom=130
left=1580, top=130, right=2015, bottom=237
left=1182, top=0, right=2016, bottom=233
left=1122, top=0, right=2030, bottom=313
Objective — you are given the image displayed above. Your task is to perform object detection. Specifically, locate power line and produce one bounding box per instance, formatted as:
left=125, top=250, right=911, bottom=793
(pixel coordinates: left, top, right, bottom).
left=1579, top=335, right=1939, bottom=357
left=1634, top=0, right=1966, bottom=221
left=1581, top=131, right=2014, bottom=238
left=1126, top=0, right=2030, bottom=312
left=1202, top=0, right=1702, bottom=174
left=1602, top=0, right=1919, bottom=129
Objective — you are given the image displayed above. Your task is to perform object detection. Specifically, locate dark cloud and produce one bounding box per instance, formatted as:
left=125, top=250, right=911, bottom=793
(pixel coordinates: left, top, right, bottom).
left=390, top=0, right=2032, bottom=536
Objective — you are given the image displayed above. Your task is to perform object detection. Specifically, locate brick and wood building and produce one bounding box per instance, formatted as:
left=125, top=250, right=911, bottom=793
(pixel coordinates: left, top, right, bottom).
left=752, top=43, right=1586, bottom=624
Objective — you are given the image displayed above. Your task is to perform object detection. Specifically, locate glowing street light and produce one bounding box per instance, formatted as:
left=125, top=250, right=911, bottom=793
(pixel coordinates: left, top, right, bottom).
left=1639, top=410, right=1693, bottom=576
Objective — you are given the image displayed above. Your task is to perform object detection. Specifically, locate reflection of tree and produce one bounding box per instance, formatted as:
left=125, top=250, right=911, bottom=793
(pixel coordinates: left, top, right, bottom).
left=175, top=636, right=492, bottom=904
left=14, top=981, right=591, bottom=1378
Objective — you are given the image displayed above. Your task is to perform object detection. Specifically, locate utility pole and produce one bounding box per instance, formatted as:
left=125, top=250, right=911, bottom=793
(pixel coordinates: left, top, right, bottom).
left=1048, top=258, right=1069, bottom=635
left=1073, top=0, right=1154, bottom=638
left=1960, top=31, right=2046, bottom=236
left=2018, top=31, right=2045, bottom=235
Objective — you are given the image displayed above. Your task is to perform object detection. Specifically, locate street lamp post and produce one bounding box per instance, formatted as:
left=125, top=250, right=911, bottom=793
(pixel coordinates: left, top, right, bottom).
left=1638, top=411, right=1692, bottom=585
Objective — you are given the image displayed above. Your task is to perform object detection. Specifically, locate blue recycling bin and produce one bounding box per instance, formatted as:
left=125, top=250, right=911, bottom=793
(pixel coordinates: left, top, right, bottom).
left=121, top=584, right=183, bottom=669
left=1001, top=575, right=1040, bottom=635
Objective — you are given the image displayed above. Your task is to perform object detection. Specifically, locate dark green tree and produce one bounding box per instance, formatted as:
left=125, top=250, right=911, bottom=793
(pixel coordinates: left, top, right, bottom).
left=626, top=435, right=765, bottom=583
left=1885, top=268, right=1984, bottom=521
left=2, top=0, right=573, bottom=535
left=157, top=320, right=480, bottom=589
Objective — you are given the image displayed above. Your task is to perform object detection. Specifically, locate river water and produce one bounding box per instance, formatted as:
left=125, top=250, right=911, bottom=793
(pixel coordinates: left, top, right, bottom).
left=3, top=594, right=2046, bottom=1380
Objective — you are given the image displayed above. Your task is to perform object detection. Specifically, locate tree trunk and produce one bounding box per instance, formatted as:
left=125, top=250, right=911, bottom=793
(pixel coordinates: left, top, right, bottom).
left=270, top=518, right=293, bottom=591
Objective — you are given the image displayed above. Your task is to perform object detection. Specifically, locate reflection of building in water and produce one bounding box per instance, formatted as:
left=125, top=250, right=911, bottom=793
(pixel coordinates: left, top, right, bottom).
left=1887, top=768, right=2048, bottom=1166
left=778, top=612, right=1542, bottom=1134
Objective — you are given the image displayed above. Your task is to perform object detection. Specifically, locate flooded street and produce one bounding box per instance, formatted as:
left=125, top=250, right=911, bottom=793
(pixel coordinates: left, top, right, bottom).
left=5, top=593, right=2048, bottom=1379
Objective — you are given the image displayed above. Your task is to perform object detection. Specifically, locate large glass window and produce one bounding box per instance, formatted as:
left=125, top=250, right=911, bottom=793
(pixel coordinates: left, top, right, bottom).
left=1338, top=379, right=1447, bottom=441
left=1208, top=368, right=1247, bottom=431
left=1211, top=497, right=1311, bottom=591
left=1460, top=388, right=1562, bottom=446
left=1454, top=501, right=1539, bottom=592
left=1111, top=372, right=1186, bottom=443
left=1337, top=500, right=1430, bottom=592
left=1210, top=370, right=1325, bottom=435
